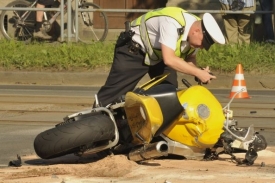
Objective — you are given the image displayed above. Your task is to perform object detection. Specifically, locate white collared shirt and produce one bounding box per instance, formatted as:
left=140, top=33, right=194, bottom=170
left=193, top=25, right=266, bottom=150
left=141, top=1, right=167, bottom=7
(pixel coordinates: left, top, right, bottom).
left=131, top=12, right=198, bottom=54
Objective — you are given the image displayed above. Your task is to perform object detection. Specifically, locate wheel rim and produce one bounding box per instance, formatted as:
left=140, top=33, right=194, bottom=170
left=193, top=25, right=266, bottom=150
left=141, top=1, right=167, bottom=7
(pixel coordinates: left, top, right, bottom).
left=0, top=1, right=35, bottom=41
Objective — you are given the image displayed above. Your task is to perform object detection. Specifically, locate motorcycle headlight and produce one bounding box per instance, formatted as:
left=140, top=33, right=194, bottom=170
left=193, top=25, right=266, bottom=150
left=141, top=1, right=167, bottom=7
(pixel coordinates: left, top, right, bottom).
left=197, top=104, right=210, bottom=119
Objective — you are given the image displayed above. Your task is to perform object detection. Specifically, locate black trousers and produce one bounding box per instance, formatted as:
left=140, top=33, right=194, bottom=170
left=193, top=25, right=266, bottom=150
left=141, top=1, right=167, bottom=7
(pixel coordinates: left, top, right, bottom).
left=96, top=41, right=178, bottom=107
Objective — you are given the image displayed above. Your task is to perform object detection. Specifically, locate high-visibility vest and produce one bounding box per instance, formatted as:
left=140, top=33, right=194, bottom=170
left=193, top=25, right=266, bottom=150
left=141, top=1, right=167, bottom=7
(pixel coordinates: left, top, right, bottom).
left=131, top=7, right=200, bottom=65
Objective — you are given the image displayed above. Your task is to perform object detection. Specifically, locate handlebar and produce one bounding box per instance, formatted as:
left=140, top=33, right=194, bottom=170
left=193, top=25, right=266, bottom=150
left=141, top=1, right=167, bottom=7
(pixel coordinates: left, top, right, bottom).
left=181, top=79, right=192, bottom=88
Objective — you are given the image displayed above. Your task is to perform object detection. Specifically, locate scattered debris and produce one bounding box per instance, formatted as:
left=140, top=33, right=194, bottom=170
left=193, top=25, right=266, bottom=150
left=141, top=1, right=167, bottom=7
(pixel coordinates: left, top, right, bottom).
left=51, top=174, right=59, bottom=179
left=250, top=111, right=257, bottom=114
left=259, top=81, right=275, bottom=89
left=8, top=154, right=22, bottom=167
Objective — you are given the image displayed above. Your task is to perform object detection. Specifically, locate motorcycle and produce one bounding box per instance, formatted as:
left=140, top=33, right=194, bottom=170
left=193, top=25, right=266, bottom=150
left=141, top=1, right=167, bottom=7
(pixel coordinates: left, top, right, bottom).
left=33, top=74, right=267, bottom=165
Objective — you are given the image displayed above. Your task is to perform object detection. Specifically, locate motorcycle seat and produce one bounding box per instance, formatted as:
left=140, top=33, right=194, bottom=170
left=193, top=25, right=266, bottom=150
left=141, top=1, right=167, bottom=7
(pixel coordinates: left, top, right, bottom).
left=144, top=84, right=184, bottom=136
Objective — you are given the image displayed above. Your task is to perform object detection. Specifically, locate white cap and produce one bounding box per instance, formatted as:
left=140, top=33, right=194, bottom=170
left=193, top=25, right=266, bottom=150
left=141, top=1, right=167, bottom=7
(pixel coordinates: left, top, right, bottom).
left=201, top=13, right=225, bottom=50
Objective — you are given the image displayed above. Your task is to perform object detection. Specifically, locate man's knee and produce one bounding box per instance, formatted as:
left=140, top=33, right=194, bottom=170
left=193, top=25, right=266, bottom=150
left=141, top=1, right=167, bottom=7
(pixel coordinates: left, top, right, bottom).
left=37, top=0, right=56, bottom=6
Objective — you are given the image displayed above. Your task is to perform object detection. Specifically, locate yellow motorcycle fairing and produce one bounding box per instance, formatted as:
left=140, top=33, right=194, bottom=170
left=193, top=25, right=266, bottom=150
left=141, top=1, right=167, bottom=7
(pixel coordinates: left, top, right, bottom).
left=163, top=85, right=225, bottom=148
left=123, top=74, right=168, bottom=144
left=124, top=92, right=163, bottom=144
left=137, top=74, right=168, bottom=91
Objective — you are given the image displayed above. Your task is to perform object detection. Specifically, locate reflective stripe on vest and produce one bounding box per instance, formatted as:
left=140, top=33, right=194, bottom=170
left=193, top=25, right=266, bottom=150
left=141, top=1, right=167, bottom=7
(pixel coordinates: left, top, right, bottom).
left=131, top=7, right=200, bottom=65
left=140, top=15, right=159, bottom=65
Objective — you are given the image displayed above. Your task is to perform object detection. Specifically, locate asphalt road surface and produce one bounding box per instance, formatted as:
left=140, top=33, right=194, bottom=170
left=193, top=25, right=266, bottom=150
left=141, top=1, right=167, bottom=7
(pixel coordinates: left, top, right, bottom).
left=0, top=85, right=274, bottom=167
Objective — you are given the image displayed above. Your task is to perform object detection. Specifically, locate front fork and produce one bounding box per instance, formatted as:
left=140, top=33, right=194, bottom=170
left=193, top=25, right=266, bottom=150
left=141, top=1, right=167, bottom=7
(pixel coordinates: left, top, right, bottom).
left=204, top=131, right=267, bottom=165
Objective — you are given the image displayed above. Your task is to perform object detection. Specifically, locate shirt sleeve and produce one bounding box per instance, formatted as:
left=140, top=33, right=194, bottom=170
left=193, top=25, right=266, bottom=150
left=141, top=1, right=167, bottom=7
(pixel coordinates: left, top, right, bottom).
left=158, top=18, right=179, bottom=51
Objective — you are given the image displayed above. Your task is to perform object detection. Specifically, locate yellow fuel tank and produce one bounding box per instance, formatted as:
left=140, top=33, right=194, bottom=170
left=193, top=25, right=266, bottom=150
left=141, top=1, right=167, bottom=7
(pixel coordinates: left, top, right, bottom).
left=163, top=85, right=225, bottom=148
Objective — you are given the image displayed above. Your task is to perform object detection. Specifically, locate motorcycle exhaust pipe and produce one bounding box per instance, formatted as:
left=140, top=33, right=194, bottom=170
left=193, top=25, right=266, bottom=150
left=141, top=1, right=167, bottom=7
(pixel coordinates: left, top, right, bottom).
left=128, top=141, right=169, bottom=162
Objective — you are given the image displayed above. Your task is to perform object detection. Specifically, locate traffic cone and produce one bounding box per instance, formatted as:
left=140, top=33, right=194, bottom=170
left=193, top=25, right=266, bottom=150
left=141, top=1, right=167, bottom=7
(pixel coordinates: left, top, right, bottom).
left=229, top=64, right=251, bottom=99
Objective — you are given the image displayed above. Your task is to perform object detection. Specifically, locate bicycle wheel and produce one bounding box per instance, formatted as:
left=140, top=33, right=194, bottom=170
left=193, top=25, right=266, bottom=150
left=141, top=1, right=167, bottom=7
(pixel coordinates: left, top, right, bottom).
left=73, top=2, right=108, bottom=43
left=0, top=0, right=36, bottom=41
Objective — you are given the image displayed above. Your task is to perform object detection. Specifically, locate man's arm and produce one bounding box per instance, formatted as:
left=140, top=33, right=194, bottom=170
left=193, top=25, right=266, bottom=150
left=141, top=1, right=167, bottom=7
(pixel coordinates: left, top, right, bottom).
left=185, top=53, right=197, bottom=66
left=161, top=44, right=216, bottom=83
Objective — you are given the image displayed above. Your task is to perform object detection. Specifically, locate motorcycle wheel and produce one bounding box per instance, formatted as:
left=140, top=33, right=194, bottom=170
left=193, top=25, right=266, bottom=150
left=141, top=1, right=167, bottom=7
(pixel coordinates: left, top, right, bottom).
left=34, top=113, right=115, bottom=159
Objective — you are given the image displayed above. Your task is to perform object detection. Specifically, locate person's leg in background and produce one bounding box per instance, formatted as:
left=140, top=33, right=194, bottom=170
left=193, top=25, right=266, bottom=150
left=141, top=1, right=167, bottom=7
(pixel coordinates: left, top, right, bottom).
left=33, top=0, right=54, bottom=39
left=260, top=0, right=275, bottom=42
left=220, top=3, right=239, bottom=44
left=237, top=5, right=255, bottom=44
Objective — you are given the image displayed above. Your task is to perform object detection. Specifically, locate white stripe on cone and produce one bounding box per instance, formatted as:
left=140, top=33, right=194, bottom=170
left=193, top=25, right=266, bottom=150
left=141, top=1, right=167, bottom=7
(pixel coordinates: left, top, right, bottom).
left=234, top=74, right=244, bottom=80
left=231, top=86, right=247, bottom=92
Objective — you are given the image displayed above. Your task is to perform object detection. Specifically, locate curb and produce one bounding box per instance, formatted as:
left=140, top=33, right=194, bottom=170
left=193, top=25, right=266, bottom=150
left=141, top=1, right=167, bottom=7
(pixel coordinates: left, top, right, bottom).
left=0, top=71, right=274, bottom=90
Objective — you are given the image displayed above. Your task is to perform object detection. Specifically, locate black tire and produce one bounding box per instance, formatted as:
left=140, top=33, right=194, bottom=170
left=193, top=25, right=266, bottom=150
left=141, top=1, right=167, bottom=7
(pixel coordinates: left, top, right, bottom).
left=73, top=2, right=108, bottom=43
left=0, top=0, right=35, bottom=41
left=34, top=113, right=115, bottom=159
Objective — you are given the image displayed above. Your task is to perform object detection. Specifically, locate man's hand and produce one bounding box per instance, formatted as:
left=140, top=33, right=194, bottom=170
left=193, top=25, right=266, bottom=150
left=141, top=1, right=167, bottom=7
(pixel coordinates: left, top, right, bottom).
left=195, top=66, right=216, bottom=84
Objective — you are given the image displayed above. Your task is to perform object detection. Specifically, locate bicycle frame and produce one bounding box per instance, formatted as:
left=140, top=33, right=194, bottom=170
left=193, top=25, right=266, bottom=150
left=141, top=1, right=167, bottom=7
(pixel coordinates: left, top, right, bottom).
left=47, top=0, right=69, bottom=24
left=16, top=0, right=68, bottom=25
left=16, top=0, right=38, bottom=23
left=0, top=0, right=108, bottom=43
left=42, top=0, right=84, bottom=27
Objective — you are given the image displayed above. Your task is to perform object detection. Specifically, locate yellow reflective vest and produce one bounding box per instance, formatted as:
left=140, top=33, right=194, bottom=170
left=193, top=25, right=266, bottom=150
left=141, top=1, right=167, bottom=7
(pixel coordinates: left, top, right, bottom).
left=131, top=7, right=200, bottom=65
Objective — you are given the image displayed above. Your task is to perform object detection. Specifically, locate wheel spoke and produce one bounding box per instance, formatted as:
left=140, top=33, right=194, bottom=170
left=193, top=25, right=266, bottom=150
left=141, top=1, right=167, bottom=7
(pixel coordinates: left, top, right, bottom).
left=0, top=0, right=35, bottom=41
left=74, top=2, right=108, bottom=43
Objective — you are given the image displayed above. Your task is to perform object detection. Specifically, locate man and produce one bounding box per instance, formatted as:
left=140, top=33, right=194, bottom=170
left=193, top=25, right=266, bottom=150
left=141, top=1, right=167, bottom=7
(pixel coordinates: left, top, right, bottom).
left=33, top=0, right=60, bottom=39
left=259, top=0, right=275, bottom=43
left=95, top=7, right=225, bottom=107
left=219, top=0, right=255, bottom=44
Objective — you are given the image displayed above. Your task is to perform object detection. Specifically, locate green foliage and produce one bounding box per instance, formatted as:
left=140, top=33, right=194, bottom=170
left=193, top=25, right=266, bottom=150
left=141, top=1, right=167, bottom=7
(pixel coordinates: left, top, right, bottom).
left=0, top=39, right=274, bottom=74
left=0, top=39, right=115, bottom=71
left=196, top=42, right=275, bottom=74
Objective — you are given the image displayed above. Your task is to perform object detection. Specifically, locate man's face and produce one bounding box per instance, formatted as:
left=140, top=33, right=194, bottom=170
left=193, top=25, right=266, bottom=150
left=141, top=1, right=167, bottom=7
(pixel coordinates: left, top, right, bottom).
left=188, top=28, right=204, bottom=49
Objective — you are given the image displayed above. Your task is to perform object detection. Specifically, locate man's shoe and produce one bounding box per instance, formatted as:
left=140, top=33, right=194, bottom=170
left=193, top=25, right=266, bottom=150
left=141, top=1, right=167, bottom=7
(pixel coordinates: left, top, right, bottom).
left=33, top=29, right=52, bottom=39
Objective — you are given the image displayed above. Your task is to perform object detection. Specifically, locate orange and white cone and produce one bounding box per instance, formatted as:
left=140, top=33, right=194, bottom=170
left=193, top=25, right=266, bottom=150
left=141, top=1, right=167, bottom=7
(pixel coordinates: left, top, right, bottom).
left=229, top=64, right=251, bottom=99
